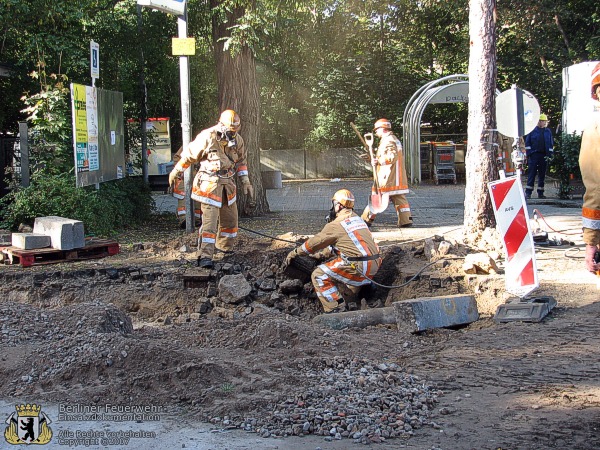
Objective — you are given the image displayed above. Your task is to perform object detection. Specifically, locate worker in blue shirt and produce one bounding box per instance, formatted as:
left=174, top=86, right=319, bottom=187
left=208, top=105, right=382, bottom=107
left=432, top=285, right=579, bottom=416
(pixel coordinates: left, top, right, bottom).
left=524, top=113, right=554, bottom=199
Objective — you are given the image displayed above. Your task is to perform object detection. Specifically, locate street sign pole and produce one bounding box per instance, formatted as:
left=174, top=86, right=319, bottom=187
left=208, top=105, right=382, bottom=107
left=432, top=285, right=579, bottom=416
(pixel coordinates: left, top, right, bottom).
left=178, top=12, right=193, bottom=234
left=90, top=41, right=99, bottom=87
left=137, top=0, right=192, bottom=232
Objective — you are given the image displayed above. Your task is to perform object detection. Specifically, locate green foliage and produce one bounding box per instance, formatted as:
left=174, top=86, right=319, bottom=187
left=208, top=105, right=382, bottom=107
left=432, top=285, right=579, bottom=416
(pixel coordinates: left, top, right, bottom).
left=0, top=175, right=155, bottom=237
left=549, top=132, right=582, bottom=199
left=21, top=75, right=73, bottom=176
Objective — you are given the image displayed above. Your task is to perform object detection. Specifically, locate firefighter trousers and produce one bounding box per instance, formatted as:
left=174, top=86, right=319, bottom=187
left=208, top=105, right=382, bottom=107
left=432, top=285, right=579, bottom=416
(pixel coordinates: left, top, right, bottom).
left=361, top=194, right=412, bottom=227
left=177, top=198, right=202, bottom=225
left=198, top=198, right=238, bottom=260
left=311, top=265, right=362, bottom=312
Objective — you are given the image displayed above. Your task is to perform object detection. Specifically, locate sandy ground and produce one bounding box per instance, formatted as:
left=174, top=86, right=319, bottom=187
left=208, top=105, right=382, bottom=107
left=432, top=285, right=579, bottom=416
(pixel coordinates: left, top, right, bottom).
left=1, top=196, right=599, bottom=450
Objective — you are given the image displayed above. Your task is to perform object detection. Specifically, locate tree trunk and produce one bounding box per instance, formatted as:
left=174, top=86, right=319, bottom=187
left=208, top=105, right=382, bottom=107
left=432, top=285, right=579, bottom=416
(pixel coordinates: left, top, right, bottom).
left=464, top=0, right=498, bottom=237
left=210, top=0, right=268, bottom=217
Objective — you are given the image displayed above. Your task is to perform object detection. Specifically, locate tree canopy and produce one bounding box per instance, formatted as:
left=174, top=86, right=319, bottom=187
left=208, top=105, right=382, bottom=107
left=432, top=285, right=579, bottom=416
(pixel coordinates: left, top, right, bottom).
left=0, top=0, right=598, bottom=154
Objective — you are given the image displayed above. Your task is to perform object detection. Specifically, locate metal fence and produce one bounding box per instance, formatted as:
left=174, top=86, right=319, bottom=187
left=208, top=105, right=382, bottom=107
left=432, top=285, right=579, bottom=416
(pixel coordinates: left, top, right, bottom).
left=260, top=147, right=372, bottom=180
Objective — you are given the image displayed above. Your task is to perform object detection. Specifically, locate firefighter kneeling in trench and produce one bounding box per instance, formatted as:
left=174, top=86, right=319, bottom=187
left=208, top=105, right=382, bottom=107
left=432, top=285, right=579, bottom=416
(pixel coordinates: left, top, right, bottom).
left=284, top=189, right=382, bottom=314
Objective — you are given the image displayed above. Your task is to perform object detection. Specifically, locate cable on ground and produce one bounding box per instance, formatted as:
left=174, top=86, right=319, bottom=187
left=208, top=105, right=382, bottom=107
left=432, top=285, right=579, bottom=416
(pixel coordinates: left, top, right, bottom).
left=532, top=208, right=582, bottom=236
left=363, top=256, right=464, bottom=289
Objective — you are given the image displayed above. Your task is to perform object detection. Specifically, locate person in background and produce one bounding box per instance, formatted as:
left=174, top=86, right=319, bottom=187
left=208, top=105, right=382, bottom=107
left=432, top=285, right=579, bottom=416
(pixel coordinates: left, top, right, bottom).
left=524, top=113, right=554, bottom=199
left=579, top=66, right=600, bottom=273
left=361, top=118, right=413, bottom=227
left=169, top=110, right=254, bottom=269
left=171, top=146, right=202, bottom=229
left=285, top=189, right=381, bottom=314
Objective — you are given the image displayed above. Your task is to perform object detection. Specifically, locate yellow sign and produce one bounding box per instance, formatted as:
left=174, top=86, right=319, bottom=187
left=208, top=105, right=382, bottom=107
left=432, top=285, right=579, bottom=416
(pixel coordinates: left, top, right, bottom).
left=172, top=38, right=196, bottom=56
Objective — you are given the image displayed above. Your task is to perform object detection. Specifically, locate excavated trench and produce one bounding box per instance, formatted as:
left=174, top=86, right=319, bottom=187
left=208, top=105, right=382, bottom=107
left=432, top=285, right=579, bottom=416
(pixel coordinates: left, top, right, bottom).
left=0, top=238, right=505, bottom=325
left=0, top=239, right=506, bottom=444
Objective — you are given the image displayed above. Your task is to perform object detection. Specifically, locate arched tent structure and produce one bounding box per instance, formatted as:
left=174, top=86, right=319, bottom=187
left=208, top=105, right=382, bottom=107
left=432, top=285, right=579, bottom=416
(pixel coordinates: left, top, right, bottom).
left=402, top=75, right=501, bottom=183
left=403, top=74, right=468, bottom=183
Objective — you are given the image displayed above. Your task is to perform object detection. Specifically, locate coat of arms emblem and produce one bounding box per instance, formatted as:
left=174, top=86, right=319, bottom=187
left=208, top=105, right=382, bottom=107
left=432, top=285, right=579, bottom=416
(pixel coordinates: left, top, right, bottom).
left=4, top=404, right=53, bottom=445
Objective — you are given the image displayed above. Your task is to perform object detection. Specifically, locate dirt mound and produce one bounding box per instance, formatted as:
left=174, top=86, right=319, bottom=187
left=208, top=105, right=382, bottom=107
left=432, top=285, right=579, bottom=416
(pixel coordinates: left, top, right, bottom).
left=3, top=212, right=598, bottom=448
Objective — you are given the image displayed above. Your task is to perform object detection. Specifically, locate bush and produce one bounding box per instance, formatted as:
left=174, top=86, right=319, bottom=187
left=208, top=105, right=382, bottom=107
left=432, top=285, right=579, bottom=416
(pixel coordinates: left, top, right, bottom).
left=0, top=174, right=155, bottom=237
left=549, top=132, right=582, bottom=199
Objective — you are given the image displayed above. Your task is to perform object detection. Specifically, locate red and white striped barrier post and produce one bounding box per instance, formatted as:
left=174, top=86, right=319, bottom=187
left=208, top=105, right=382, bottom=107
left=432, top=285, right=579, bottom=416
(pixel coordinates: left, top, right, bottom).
left=488, top=176, right=539, bottom=297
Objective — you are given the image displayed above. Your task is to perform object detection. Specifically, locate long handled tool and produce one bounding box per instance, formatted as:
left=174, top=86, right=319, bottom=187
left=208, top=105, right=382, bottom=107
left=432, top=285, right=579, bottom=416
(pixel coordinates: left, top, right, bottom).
left=350, top=122, right=389, bottom=214
left=363, top=132, right=389, bottom=214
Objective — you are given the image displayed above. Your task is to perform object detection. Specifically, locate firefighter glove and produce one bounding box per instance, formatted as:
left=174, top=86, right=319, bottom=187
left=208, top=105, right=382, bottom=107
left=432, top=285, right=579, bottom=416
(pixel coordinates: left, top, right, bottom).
left=285, top=248, right=298, bottom=266
left=243, top=183, right=254, bottom=198
left=585, top=244, right=600, bottom=273
left=168, top=169, right=181, bottom=188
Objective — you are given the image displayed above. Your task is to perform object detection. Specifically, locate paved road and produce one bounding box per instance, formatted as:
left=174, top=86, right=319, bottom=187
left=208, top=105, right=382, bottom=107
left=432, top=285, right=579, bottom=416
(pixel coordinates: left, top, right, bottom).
left=154, top=178, right=584, bottom=243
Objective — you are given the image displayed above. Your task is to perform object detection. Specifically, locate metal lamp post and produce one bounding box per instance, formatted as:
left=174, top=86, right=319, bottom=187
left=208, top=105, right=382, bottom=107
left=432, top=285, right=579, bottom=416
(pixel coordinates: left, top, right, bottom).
left=137, top=0, right=194, bottom=233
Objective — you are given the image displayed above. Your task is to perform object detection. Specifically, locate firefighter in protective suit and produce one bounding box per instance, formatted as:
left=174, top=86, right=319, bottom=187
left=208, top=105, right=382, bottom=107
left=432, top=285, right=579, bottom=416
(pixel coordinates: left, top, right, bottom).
left=285, top=189, right=382, bottom=313
left=361, top=118, right=413, bottom=227
left=171, top=146, right=202, bottom=228
left=169, top=110, right=254, bottom=269
left=579, top=62, right=600, bottom=273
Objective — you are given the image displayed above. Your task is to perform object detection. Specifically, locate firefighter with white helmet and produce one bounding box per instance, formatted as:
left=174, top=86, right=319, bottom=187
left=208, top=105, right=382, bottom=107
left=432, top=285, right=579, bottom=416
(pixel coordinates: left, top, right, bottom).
left=579, top=61, right=600, bottom=273
left=285, top=189, right=381, bottom=313
left=169, top=109, right=254, bottom=268
left=361, top=118, right=413, bottom=227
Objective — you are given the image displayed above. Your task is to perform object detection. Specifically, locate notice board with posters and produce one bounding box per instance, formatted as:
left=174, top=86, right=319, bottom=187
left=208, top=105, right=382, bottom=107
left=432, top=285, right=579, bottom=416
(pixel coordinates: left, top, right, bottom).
left=70, top=83, right=125, bottom=187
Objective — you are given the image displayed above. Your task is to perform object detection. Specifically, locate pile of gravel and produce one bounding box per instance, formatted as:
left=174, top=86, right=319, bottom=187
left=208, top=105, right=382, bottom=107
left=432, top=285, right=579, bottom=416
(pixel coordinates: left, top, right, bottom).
left=208, top=356, right=443, bottom=444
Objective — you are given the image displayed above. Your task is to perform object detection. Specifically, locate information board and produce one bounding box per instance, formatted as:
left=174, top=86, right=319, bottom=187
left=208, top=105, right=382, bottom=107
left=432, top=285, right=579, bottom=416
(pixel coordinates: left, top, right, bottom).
left=70, top=83, right=125, bottom=187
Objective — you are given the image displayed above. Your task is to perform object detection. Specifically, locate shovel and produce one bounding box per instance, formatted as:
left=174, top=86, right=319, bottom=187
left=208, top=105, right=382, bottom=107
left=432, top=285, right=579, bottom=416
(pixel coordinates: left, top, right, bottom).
left=364, top=132, right=389, bottom=214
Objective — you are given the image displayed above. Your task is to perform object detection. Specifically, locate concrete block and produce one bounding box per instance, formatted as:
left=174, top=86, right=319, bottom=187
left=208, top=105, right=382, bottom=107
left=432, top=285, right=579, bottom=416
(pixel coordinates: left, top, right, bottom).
left=33, top=216, right=85, bottom=250
left=393, top=294, right=479, bottom=333
left=11, top=233, right=52, bottom=250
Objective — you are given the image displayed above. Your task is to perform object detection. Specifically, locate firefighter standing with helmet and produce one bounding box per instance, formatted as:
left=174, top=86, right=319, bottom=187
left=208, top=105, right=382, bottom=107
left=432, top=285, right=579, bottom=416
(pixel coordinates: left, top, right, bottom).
left=579, top=62, right=600, bottom=273
left=524, top=113, right=554, bottom=199
left=361, top=118, right=413, bottom=228
left=285, top=189, right=382, bottom=313
left=169, top=110, right=254, bottom=269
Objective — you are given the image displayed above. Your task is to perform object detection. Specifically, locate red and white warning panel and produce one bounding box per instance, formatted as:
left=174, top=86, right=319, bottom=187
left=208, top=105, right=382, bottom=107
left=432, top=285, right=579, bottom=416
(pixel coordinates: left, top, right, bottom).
left=488, top=176, right=539, bottom=297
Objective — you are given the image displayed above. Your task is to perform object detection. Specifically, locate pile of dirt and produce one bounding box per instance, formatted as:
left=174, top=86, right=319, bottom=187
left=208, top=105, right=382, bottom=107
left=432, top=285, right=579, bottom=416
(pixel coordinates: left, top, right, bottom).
left=2, top=212, right=599, bottom=448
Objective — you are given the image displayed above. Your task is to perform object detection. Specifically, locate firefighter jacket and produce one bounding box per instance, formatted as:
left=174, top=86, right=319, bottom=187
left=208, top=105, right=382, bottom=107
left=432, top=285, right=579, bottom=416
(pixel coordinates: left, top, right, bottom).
left=297, top=208, right=381, bottom=286
left=525, top=126, right=553, bottom=157
left=579, top=116, right=600, bottom=246
left=174, top=125, right=250, bottom=208
left=374, top=132, right=409, bottom=195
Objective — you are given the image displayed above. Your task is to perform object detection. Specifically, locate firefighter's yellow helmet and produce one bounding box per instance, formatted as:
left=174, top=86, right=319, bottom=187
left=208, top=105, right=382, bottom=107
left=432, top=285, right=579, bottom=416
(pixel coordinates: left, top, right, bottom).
left=332, top=189, right=355, bottom=209
left=373, top=118, right=392, bottom=131
left=219, top=109, right=241, bottom=132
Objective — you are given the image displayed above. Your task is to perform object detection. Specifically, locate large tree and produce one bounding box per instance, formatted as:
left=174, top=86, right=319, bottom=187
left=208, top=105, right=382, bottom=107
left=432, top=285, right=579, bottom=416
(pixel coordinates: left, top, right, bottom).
left=209, top=0, right=265, bottom=216
left=464, top=0, right=498, bottom=235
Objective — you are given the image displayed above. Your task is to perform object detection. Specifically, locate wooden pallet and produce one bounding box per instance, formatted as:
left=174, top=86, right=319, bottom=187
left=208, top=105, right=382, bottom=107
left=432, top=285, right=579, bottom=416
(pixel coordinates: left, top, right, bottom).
left=0, top=239, right=120, bottom=267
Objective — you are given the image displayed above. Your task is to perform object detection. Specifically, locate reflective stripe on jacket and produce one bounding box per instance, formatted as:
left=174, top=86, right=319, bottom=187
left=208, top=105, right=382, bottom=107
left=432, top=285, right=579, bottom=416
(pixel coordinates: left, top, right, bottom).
left=525, top=126, right=553, bottom=156
left=374, top=132, right=409, bottom=195
left=299, top=209, right=381, bottom=286
left=174, top=125, right=249, bottom=208
left=580, top=116, right=600, bottom=245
